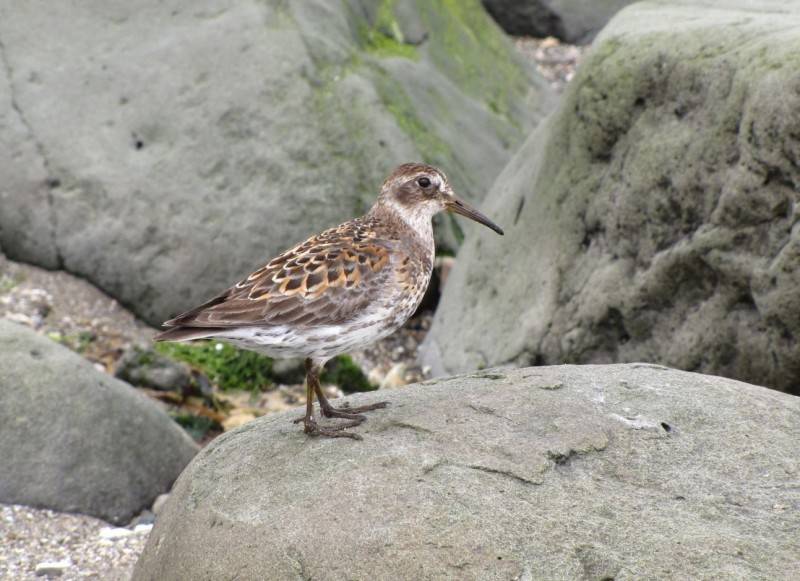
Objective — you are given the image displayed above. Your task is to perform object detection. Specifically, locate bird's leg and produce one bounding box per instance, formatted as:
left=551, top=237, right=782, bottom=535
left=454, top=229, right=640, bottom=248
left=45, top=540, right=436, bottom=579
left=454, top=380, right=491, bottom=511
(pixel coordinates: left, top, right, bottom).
left=294, top=358, right=362, bottom=439
left=314, top=378, right=389, bottom=418
left=313, top=382, right=367, bottom=421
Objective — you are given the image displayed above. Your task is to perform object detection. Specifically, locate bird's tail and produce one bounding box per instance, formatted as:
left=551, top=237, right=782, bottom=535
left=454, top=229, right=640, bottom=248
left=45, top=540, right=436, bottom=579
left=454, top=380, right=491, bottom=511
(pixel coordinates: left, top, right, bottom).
left=153, top=326, right=226, bottom=342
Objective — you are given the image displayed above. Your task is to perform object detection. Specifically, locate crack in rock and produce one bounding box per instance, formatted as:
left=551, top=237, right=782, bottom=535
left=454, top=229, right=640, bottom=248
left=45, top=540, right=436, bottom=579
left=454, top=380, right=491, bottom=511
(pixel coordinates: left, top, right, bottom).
left=286, top=547, right=312, bottom=581
left=546, top=441, right=608, bottom=467
left=464, top=464, right=543, bottom=486
left=467, top=402, right=513, bottom=422
left=609, top=413, right=664, bottom=431
left=0, top=32, right=63, bottom=268
left=469, top=371, right=507, bottom=381
left=381, top=420, right=434, bottom=434
left=422, top=459, right=543, bottom=486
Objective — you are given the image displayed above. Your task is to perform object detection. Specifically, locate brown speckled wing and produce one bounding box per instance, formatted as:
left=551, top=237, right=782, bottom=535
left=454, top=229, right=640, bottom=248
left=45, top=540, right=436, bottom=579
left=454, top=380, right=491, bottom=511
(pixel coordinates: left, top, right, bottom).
left=162, top=219, right=395, bottom=329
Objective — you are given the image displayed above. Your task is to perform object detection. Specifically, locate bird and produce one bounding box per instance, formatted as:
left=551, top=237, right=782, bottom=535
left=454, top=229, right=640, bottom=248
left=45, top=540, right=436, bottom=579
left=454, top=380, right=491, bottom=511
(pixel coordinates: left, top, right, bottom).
left=154, top=162, right=504, bottom=439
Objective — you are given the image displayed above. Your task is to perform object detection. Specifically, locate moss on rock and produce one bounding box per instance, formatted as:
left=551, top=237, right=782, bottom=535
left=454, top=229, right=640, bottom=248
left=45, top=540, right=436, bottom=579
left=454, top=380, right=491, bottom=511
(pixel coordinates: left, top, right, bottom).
left=416, top=0, right=531, bottom=122
left=370, top=65, right=452, bottom=166
left=322, top=355, right=376, bottom=393
left=155, top=341, right=273, bottom=392
left=357, top=0, right=419, bottom=60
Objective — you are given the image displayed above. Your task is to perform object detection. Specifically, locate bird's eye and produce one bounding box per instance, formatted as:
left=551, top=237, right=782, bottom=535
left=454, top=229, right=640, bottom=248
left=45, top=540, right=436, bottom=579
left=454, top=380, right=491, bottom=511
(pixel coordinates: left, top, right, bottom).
left=417, top=177, right=431, bottom=188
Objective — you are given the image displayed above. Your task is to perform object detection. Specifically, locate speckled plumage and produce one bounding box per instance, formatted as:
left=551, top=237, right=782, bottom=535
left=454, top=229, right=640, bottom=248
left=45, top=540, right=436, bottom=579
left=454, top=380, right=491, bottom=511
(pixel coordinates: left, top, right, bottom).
left=155, top=162, right=503, bottom=438
left=157, top=211, right=432, bottom=359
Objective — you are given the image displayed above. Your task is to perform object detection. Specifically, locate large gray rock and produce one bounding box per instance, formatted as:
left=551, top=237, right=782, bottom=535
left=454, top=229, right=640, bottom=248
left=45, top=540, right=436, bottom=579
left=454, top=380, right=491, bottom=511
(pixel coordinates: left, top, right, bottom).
left=0, top=320, right=198, bottom=524
left=482, top=0, right=637, bottom=42
left=133, top=364, right=800, bottom=580
left=0, top=0, right=549, bottom=325
left=424, top=0, right=800, bottom=395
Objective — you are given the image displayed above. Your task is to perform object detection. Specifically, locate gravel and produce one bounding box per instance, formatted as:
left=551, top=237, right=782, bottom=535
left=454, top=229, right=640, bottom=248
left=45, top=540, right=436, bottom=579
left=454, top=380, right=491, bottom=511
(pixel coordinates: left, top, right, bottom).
left=0, top=254, right=153, bottom=375
left=515, top=36, right=588, bottom=92
left=0, top=504, right=149, bottom=580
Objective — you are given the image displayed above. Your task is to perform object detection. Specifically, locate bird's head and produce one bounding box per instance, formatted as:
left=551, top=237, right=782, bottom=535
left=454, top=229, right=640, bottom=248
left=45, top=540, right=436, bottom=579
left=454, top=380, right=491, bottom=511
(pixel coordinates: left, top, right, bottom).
left=376, top=163, right=504, bottom=235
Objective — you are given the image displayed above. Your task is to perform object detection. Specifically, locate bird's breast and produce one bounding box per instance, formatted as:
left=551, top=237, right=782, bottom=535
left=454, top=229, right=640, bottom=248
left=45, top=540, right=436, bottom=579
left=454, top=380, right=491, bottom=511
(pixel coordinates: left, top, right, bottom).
left=388, top=247, right=433, bottom=325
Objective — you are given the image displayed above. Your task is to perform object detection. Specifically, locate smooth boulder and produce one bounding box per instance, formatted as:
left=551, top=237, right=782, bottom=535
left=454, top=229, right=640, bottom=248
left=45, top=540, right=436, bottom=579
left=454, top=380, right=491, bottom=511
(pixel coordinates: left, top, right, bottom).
left=0, top=0, right=549, bottom=326
left=133, top=364, right=799, bottom=580
left=424, top=0, right=800, bottom=394
left=0, top=320, right=198, bottom=524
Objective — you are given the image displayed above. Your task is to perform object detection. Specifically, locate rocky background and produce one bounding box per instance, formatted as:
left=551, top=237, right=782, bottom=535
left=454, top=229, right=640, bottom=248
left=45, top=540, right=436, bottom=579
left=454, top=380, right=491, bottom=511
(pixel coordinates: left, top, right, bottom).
left=1, top=1, right=798, bottom=580
left=0, top=0, right=550, bottom=326
left=425, top=0, right=800, bottom=396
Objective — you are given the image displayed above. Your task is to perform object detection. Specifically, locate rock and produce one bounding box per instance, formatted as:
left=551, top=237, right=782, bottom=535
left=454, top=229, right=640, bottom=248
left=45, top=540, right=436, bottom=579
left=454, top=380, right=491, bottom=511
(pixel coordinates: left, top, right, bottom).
left=0, top=0, right=550, bottom=326
left=115, top=345, right=194, bottom=393
left=130, top=510, right=156, bottom=527
left=151, top=493, right=170, bottom=517
left=482, top=0, right=636, bottom=42
left=379, top=362, right=408, bottom=389
left=221, top=410, right=258, bottom=432
left=0, top=320, right=198, bottom=524
left=424, top=1, right=800, bottom=395
left=133, top=364, right=800, bottom=580
left=99, top=525, right=152, bottom=540
left=268, top=357, right=307, bottom=385
left=35, top=561, right=71, bottom=578
left=99, top=527, right=138, bottom=540
left=436, top=255, right=456, bottom=290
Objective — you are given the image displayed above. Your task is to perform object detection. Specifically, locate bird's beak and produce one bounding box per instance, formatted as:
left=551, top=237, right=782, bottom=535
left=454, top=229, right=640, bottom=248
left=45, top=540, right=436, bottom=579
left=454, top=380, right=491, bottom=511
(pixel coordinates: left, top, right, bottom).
left=445, top=197, right=504, bottom=235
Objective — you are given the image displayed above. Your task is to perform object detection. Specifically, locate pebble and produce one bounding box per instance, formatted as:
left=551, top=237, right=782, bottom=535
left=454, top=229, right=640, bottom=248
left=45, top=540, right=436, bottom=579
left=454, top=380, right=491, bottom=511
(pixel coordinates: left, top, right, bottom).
left=222, top=411, right=258, bottom=431
left=99, top=524, right=152, bottom=539
left=34, top=560, right=70, bottom=577
left=368, top=368, right=386, bottom=386
left=514, top=36, right=587, bottom=93
left=380, top=363, right=408, bottom=390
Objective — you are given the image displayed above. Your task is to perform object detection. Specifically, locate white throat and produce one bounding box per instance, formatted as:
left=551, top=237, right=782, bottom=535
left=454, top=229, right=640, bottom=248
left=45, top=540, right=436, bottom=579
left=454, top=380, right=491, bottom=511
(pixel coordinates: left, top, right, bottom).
left=385, top=198, right=436, bottom=242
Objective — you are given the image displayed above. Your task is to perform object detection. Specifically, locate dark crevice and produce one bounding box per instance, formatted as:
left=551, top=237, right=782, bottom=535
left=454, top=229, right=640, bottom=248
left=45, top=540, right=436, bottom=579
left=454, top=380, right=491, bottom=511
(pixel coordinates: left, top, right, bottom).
left=404, top=32, right=428, bottom=47
left=595, top=307, right=630, bottom=345
left=482, top=1, right=566, bottom=39
left=547, top=451, right=571, bottom=465
left=579, top=209, right=606, bottom=250
left=763, top=164, right=794, bottom=189
left=513, top=196, right=526, bottom=225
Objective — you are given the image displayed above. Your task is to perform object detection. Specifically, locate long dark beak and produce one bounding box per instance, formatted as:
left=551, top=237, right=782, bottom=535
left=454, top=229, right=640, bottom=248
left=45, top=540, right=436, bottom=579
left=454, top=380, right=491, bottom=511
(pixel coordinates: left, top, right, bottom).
left=446, top=197, right=504, bottom=235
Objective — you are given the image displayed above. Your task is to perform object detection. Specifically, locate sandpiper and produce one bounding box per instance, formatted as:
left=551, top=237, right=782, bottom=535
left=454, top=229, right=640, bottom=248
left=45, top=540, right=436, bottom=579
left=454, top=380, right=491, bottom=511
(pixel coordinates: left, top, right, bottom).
left=155, top=163, right=503, bottom=439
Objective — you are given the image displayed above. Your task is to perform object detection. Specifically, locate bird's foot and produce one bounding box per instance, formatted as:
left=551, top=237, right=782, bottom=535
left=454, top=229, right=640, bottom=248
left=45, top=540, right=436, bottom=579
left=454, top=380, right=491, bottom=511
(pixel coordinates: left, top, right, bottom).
left=294, top=416, right=363, bottom=440
left=318, top=407, right=367, bottom=421
left=323, top=400, right=389, bottom=417
left=292, top=406, right=366, bottom=422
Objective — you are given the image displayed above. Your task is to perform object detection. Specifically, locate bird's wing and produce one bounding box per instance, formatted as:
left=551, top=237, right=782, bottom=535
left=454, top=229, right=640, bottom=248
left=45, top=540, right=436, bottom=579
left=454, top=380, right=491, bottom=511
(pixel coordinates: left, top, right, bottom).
left=161, top=220, right=396, bottom=329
